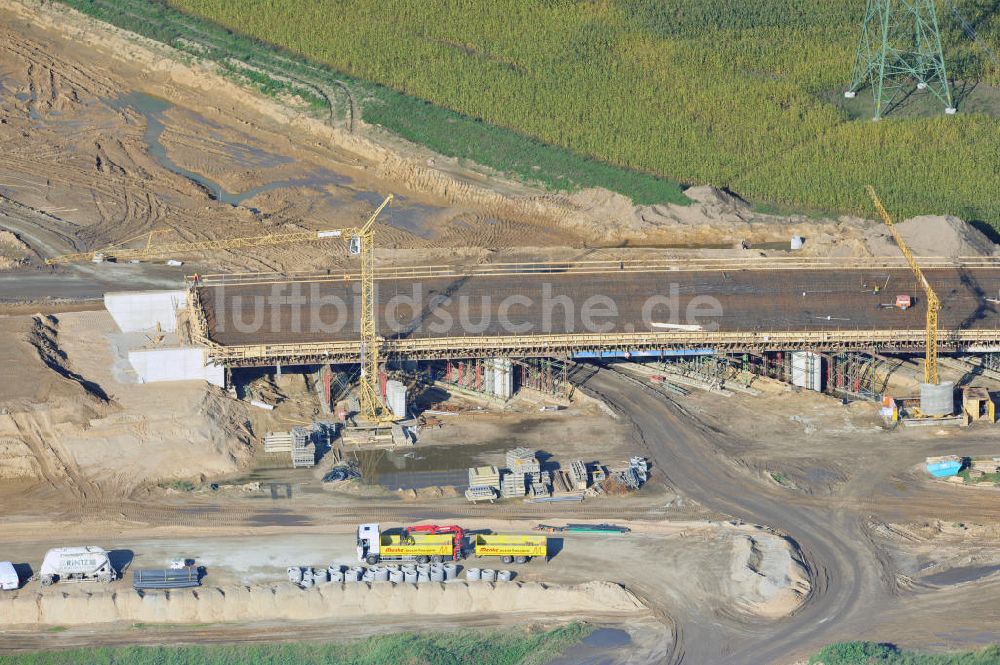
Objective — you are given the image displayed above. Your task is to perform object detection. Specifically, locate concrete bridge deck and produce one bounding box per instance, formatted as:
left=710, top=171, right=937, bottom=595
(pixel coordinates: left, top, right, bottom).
left=189, top=261, right=1000, bottom=366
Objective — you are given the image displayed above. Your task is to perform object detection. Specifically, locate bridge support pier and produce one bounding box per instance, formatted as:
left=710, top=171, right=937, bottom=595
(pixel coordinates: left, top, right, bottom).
left=439, top=358, right=514, bottom=401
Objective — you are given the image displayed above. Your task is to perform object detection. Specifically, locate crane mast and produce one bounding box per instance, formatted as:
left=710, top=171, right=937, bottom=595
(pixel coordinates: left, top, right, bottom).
left=350, top=194, right=395, bottom=424
left=47, top=193, right=397, bottom=424
left=45, top=228, right=350, bottom=265
left=865, top=186, right=939, bottom=384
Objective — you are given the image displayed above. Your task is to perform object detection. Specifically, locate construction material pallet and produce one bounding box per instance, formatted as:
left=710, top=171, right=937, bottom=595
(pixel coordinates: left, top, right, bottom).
left=133, top=568, right=201, bottom=590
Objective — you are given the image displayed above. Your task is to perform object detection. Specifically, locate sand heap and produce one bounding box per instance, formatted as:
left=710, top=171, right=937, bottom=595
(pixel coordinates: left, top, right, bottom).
left=0, top=312, right=253, bottom=491
left=561, top=185, right=870, bottom=255
left=865, top=215, right=997, bottom=258
left=0, top=580, right=646, bottom=626
left=728, top=530, right=811, bottom=619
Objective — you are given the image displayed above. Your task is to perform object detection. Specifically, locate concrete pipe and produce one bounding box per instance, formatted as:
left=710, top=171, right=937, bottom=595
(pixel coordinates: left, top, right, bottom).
left=389, top=569, right=404, bottom=583
left=465, top=568, right=481, bottom=581
left=327, top=564, right=343, bottom=577
left=313, top=569, right=329, bottom=584
left=481, top=569, right=497, bottom=582
left=329, top=570, right=345, bottom=583
left=443, top=563, right=458, bottom=580
left=416, top=563, right=431, bottom=575
left=417, top=572, right=429, bottom=584
left=362, top=569, right=375, bottom=582
left=497, top=570, right=513, bottom=582
left=299, top=576, right=315, bottom=589
left=404, top=570, right=418, bottom=584
left=374, top=566, right=390, bottom=582
left=430, top=568, right=445, bottom=582
left=287, top=567, right=303, bottom=584
left=344, top=567, right=362, bottom=583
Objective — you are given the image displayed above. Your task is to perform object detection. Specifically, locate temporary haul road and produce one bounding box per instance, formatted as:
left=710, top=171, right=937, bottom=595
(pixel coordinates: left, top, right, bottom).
left=573, top=365, right=1000, bottom=664
left=191, top=260, right=1000, bottom=366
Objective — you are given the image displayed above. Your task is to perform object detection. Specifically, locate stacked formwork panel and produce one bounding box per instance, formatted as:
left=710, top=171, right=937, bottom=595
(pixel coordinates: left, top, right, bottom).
left=291, top=427, right=316, bottom=468
left=468, top=465, right=502, bottom=502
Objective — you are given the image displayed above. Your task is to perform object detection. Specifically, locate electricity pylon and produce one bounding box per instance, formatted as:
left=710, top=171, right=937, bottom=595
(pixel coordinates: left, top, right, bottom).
left=845, top=0, right=956, bottom=119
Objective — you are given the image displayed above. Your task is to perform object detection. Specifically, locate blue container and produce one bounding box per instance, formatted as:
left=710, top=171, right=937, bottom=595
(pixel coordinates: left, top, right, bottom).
left=926, top=460, right=962, bottom=478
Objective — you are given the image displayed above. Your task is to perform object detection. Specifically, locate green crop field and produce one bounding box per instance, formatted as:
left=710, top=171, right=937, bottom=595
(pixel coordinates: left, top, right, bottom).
left=0, top=624, right=588, bottom=665
left=61, top=0, right=1000, bottom=227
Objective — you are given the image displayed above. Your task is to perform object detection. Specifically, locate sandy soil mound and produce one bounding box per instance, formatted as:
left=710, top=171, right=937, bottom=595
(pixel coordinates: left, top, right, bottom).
left=866, top=215, right=997, bottom=258
left=0, top=580, right=645, bottom=627
left=27, top=314, right=111, bottom=402
left=728, top=530, right=811, bottom=619
left=561, top=185, right=871, bottom=256
left=0, top=312, right=253, bottom=492
left=51, top=311, right=254, bottom=490
left=682, top=185, right=748, bottom=209
left=0, top=316, right=102, bottom=411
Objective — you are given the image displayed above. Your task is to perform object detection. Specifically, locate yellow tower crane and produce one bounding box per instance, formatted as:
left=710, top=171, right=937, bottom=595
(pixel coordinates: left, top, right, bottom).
left=866, top=186, right=939, bottom=385
left=46, top=195, right=397, bottom=424
left=44, top=227, right=360, bottom=265
left=345, top=194, right=396, bottom=425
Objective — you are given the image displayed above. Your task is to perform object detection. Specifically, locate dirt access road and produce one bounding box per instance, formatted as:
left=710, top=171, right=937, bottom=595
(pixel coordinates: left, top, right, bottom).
left=574, top=366, right=1000, bottom=664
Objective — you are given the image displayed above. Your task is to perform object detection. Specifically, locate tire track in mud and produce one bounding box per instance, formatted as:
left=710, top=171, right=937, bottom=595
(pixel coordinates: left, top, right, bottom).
left=9, top=412, right=100, bottom=501
left=0, top=29, right=118, bottom=98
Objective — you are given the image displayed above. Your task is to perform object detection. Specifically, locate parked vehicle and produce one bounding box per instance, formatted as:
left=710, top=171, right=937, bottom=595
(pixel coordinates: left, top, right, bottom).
left=356, top=523, right=456, bottom=565
left=0, top=561, right=19, bottom=590
left=474, top=534, right=548, bottom=564
left=39, top=546, right=116, bottom=586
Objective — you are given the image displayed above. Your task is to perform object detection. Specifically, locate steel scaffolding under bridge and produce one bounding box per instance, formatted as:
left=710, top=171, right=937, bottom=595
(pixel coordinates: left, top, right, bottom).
left=188, top=260, right=1000, bottom=368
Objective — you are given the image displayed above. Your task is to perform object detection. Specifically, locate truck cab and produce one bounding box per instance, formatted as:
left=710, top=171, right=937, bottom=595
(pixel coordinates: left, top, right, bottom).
left=357, top=523, right=381, bottom=565
left=356, top=523, right=456, bottom=565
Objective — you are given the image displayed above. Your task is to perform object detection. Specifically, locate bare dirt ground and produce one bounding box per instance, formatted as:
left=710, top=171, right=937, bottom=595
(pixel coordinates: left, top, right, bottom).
left=577, top=366, right=1000, bottom=664
left=2, top=0, right=988, bottom=307
left=0, top=1, right=999, bottom=663
left=0, top=311, right=814, bottom=663
left=0, top=307, right=999, bottom=664
left=0, top=311, right=252, bottom=508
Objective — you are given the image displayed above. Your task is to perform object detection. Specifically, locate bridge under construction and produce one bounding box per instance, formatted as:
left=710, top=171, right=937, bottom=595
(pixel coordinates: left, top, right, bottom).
left=187, top=257, right=1000, bottom=368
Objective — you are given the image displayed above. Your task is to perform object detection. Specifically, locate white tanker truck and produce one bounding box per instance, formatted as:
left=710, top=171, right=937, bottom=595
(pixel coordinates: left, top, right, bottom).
left=39, top=546, right=116, bottom=586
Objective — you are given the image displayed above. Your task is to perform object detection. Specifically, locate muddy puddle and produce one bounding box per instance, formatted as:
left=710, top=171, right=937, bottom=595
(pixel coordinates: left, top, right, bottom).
left=109, top=91, right=351, bottom=206
left=107, top=91, right=447, bottom=236
left=235, top=465, right=326, bottom=499
left=353, top=190, right=443, bottom=239
left=374, top=442, right=511, bottom=490
left=547, top=627, right=632, bottom=665
left=921, top=564, right=1000, bottom=586
left=226, top=442, right=506, bottom=495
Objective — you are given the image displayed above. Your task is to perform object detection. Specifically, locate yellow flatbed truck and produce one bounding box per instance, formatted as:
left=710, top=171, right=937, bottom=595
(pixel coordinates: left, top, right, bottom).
left=356, top=523, right=456, bottom=564
left=474, top=534, right=548, bottom=564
